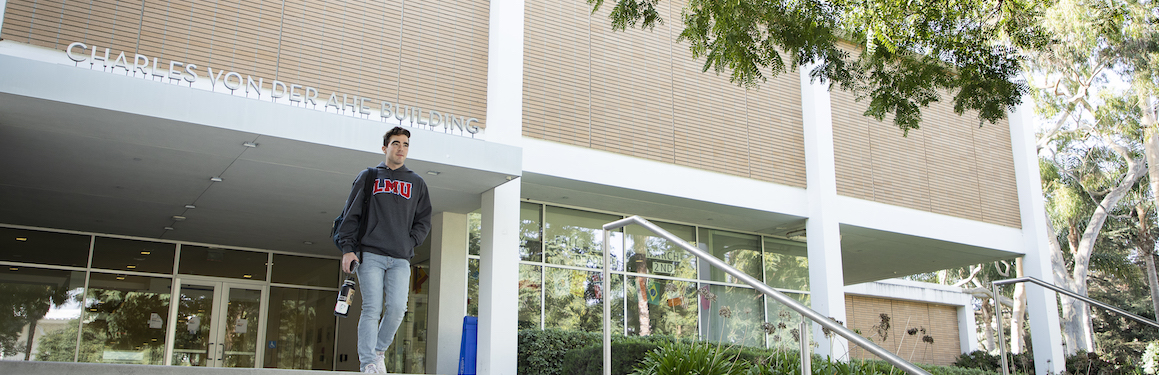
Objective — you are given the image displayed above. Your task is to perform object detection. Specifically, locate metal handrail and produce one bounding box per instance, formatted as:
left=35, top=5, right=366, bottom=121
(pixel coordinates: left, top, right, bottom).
left=601, top=216, right=932, bottom=375
left=990, top=276, right=1159, bottom=375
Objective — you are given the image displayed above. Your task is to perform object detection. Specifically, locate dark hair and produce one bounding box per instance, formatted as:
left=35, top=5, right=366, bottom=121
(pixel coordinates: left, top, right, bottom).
left=383, top=126, right=411, bottom=146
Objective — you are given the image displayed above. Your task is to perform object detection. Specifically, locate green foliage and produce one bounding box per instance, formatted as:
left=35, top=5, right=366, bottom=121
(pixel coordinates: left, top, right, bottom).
left=952, top=350, right=1033, bottom=375
left=519, top=329, right=602, bottom=375
left=1065, top=351, right=1141, bottom=375
left=589, top=0, right=1052, bottom=134
left=631, top=340, right=747, bottom=375
left=562, top=340, right=663, bottom=375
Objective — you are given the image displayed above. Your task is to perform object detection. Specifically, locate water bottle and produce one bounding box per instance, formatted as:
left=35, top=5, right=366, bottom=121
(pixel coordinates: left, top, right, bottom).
left=335, top=261, right=358, bottom=317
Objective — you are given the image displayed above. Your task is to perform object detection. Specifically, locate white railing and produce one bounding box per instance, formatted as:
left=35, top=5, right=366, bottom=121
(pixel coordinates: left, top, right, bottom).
left=601, top=216, right=931, bottom=375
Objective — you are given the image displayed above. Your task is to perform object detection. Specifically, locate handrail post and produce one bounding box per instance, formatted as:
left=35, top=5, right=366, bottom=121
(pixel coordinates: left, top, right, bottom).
left=994, top=284, right=1009, bottom=375
left=603, top=228, right=612, bottom=375
left=800, top=321, right=812, bottom=375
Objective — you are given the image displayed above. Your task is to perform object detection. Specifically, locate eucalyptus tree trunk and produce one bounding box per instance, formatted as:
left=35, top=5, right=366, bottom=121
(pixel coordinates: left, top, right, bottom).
left=1142, top=101, right=1159, bottom=320
left=1046, top=149, right=1146, bottom=354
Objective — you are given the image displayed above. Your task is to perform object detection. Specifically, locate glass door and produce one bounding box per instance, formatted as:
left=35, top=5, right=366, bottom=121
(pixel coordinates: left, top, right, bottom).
left=168, top=279, right=265, bottom=367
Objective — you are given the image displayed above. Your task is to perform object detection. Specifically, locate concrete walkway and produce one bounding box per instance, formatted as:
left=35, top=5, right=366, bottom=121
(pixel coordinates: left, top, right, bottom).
left=0, top=361, right=431, bottom=375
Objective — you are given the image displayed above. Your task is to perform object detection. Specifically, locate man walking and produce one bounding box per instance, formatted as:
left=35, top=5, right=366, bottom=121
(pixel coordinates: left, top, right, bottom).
left=336, top=126, right=432, bottom=373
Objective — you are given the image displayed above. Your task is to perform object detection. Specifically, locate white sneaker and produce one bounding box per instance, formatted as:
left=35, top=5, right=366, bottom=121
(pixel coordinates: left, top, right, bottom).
left=362, top=363, right=381, bottom=373
left=374, top=351, right=387, bottom=373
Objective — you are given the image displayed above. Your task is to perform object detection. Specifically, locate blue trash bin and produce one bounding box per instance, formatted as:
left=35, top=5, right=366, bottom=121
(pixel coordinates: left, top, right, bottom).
left=458, top=316, right=478, bottom=375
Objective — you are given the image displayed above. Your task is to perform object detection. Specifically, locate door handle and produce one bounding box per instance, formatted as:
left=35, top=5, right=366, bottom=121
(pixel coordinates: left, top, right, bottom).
left=206, top=342, right=214, bottom=362
left=218, top=343, right=225, bottom=360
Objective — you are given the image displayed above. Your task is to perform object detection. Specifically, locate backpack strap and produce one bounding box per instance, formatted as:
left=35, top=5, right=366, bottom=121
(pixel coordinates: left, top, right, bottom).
left=356, top=167, right=377, bottom=263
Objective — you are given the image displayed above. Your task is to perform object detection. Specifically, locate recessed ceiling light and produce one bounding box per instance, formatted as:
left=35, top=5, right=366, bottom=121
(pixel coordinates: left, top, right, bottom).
left=426, top=171, right=441, bottom=176
left=185, top=205, right=196, bottom=209
left=15, top=237, right=27, bottom=241
left=163, top=227, right=174, bottom=231
left=172, top=216, right=186, bottom=221
left=8, top=267, right=18, bottom=271
left=126, top=265, right=136, bottom=269
left=210, top=177, right=223, bottom=182
left=303, top=241, right=313, bottom=245
left=242, top=274, right=252, bottom=279
left=116, top=276, right=125, bottom=280
left=140, top=251, right=151, bottom=255
left=243, top=142, right=258, bottom=148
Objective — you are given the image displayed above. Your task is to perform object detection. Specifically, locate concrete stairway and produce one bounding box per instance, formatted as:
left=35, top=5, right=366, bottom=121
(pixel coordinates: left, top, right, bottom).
left=0, top=361, right=430, bottom=375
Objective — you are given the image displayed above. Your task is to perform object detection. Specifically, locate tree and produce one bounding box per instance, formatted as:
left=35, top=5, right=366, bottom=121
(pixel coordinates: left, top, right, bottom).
left=588, top=0, right=1052, bottom=134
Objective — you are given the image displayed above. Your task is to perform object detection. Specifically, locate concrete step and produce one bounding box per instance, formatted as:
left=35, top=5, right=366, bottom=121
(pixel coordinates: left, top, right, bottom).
left=0, top=361, right=431, bottom=375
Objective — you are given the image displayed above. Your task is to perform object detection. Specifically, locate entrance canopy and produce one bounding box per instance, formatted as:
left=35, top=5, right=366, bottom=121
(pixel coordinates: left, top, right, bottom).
left=0, top=54, right=521, bottom=259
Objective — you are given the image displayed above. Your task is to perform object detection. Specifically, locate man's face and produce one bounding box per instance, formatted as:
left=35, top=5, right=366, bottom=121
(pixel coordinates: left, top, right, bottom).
left=383, top=134, right=409, bottom=167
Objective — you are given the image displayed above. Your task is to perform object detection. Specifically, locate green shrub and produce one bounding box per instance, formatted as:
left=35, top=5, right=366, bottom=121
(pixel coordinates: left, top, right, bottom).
left=518, top=329, right=601, bottom=375
left=1065, top=351, right=1140, bottom=375
left=631, top=340, right=749, bottom=375
left=562, top=341, right=661, bottom=375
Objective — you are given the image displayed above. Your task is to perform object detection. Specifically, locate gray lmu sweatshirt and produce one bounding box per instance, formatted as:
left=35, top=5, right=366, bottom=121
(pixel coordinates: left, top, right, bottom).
left=336, top=162, right=432, bottom=260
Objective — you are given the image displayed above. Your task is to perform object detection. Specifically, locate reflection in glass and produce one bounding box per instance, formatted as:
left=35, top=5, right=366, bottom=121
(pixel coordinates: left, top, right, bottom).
left=765, top=293, right=810, bottom=350
left=625, top=222, right=696, bottom=279
left=519, top=203, right=542, bottom=262
left=517, top=265, right=541, bottom=329
left=271, top=254, right=339, bottom=288
left=468, top=212, right=482, bottom=256
left=382, top=265, right=428, bottom=374
left=763, top=238, right=809, bottom=291
left=625, top=277, right=696, bottom=339
left=698, top=284, right=764, bottom=347
left=79, top=273, right=170, bottom=365
left=0, top=227, right=89, bottom=267
left=179, top=246, right=267, bottom=281
left=91, top=237, right=175, bottom=274
left=467, top=259, right=479, bottom=317
left=544, top=207, right=622, bottom=269
left=222, top=288, right=261, bottom=367
left=0, top=267, right=84, bottom=362
left=172, top=284, right=214, bottom=366
left=698, top=229, right=762, bottom=284
left=264, top=287, right=334, bottom=370
left=544, top=267, right=603, bottom=332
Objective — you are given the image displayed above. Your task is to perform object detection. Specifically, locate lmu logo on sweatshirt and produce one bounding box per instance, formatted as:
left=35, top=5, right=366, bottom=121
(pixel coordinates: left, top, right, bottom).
left=373, top=179, right=413, bottom=199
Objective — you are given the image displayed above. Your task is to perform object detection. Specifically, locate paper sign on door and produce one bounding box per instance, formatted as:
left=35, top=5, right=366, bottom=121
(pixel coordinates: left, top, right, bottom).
left=235, top=318, right=248, bottom=333
left=149, top=313, right=163, bottom=329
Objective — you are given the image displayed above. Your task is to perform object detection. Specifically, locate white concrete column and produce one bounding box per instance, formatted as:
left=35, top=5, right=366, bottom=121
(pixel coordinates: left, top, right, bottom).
left=958, top=305, right=979, bottom=354
left=478, top=180, right=520, bottom=374
left=484, top=0, right=525, bottom=146
left=426, top=212, right=469, bottom=374
left=800, top=67, right=848, bottom=359
left=0, top=1, right=8, bottom=32
left=1009, top=102, right=1066, bottom=375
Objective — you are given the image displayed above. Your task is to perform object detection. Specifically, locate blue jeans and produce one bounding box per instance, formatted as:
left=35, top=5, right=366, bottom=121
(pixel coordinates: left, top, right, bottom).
left=355, top=252, right=411, bottom=369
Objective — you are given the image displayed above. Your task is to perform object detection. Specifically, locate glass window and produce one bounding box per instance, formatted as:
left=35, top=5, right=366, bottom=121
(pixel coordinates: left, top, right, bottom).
left=517, top=265, right=541, bottom=329
left=79, top=272, right=171, bottom=365
left=264, top=287, right=336, bottom=370
left=765, top=292, right=809, bottom=350
left=697, top=229, right=762, bottom=284
left=625, top=221, right=696, bottom=279
left=763, top=238, right=809, bottom=291
left=698, top=284, right=765, bottom=347
left=0, top=227, right=89, bottom=268
left=0, top=267, right=85, bottom=362
left=625, top=277, right=697, bottom=339
left=271, top=254, right=339, bottom=288
left=91, top=237, right=175, bottom=274
left=178, top=245, right=267, bottom=281
left=467, top=259, right=479, bottom=317
left=519, top=203, right=542, bottom=262
left=544, top=207, right=622, bottom=269
left=468, top=212, right=481, bottom=256
left=544, top=267, right=604, bottom=332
